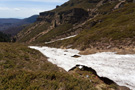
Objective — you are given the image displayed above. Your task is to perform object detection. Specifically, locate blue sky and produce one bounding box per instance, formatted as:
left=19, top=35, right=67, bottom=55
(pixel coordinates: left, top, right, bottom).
left=0, top=0, right=68, bottom=18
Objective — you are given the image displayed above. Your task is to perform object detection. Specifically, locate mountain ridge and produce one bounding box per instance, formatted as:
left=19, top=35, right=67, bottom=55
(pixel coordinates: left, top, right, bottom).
left=1, top=15, right=38, bottom=36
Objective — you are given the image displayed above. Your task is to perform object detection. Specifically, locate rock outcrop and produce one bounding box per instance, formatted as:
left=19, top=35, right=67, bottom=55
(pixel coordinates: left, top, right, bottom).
left=114, top=0, right=126, bottom=9
left=37, top=11, right=55, bottom=22
left=37, top=8, right=88, bottom=26
left=57, top=8, right=89, bottom=24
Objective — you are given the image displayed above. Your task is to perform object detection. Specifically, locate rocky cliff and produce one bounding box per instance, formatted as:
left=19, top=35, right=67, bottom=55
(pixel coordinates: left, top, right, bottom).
left=37, top=8, right=89, bottom=27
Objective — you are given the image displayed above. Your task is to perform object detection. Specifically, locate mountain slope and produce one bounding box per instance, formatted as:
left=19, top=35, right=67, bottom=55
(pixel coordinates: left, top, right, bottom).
left=4, top=0, right=135, bottom=89
left=0, top=43, right=129, bottom=90
left=0, top=31, right=10, bottom=42
left=0, top=43, right=98, bottom=90
left=52, top=0, right=100, bottom=12
left=2, top=25, right=26, bottom=36
left=0, top=18, right=21, bottom=24
left=0, top=18, right=21, bottom=31
left=23, top=15, right=39, bottom=23
left=0, top=15, right=38, bottom=36
left=17, top=0, right=119, bottom=43
left=48, top=3, right=135, bottom=49
left=17, top=0, right=135, bottom=53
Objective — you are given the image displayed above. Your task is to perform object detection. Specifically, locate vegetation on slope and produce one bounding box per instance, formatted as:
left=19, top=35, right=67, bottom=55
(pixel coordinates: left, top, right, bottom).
left=34, top=24, right=73, bottom=43
left=0, top=43, right=98, bottom=90
left=52, top=0, right=100, bottom=12
left=48, top=3, right=135, bottom=49
left=2, top=25, right=27, bottom=36
left=23, top=15, right=38, bottom=23
left=17, top=0, right=135, bottom=50
left=17, top=22, right=51, bottom=42
left=0, top=15, right=38, bottom=36
left=17, top=0, right=120, bottom=44
left=0, top=32, right=10, bottom=42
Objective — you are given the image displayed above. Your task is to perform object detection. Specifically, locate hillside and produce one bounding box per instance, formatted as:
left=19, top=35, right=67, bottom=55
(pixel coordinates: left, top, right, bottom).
left=1, top=0, right=135, bottom=89
left=0, top=18, right=21, bottom=31
left=17, top=0, right=117, bottom=42
left=0, top=43, right=124, bottom=90
left=0, top=15, right=38, bottom=36
left=47, top=3, right=135, bottom=54
left=0, top=31, right=11, bottom=42
left=0, top=18, right=21, bottom=24
left=2, top=25, right=26, bottom=36
left=17, top=0, right=135, bottom=53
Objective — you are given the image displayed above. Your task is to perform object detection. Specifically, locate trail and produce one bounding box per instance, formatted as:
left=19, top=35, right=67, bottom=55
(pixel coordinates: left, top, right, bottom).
left=30, top=46, right=135, bottom=90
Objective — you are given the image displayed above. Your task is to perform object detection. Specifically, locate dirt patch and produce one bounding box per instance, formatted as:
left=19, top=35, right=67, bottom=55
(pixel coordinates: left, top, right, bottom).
left=79, top=46, right=135, bottom=55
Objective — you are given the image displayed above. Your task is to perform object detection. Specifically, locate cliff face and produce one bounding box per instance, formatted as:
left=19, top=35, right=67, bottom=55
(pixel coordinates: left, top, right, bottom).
left=37, top=8, right=89, bottom=26
left=37, top=11, right=55, bottom=22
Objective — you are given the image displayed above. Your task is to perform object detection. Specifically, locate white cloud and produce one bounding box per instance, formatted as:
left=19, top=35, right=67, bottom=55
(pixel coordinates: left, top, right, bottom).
left=2, top=0, right=68, bottom=3
left=14, top=8, right=21, bottom=11
left=0, top=7, right=10, bottom=10
left=28, top=0, right=68, bottom=3
left=0, top=7, right=21, bottom=11
left=0, top=7, right=47, bottom=18
left=0, top=0, right=69, bottom=18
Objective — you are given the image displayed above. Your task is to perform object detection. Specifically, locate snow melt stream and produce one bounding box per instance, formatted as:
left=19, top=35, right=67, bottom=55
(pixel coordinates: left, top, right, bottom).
left=30, top=46, right=135, bottom=90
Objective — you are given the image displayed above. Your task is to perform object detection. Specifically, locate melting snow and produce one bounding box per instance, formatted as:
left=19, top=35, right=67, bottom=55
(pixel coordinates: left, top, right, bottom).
left=29, top=46, right=135, bottom=90
left=45, top=35, right=77, bottom=44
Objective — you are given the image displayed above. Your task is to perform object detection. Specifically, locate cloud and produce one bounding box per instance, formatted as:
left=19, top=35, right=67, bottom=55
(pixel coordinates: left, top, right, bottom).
left=3, top=0, right=68, bottom=3
left=0, top=7, right=47, bottom=18
left=14, top=8, right=21, bottom=11
left=28, top=0, right=68, bottom=3
left=0, top=7, right=21, bottom=11
left=0, top=0, right=69, bottom=18
left=0, top=7, right=10, bottom=10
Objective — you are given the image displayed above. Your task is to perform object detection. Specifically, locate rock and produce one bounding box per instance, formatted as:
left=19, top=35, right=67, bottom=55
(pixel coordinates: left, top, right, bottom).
left=90, top=20, right=103, bottom=27
left=37, top=11, right=55, bottom=22
left=114, top=0, right=126, bottom=10
left=90, top=21, right=98, bottom=27
left=37, top=8, right=88, bottom=25
left=71, top=55, right=81, bottom=58
left=56, top=5, right=60, bottom=8
left=126, top=0, right=133, bottom=2
left=58, top=8, right=89, bottom=24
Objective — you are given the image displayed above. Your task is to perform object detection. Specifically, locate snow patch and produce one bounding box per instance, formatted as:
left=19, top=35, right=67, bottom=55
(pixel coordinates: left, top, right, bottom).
left=29, top=46, right=135, bottom=90
left=45, top=35, right=77, bottom=44
left=78, top=65, right=83, bottom=69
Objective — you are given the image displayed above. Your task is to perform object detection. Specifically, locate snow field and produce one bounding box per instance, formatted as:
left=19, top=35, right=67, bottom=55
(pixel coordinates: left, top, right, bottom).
left=30, top=46, right=135, bottom=90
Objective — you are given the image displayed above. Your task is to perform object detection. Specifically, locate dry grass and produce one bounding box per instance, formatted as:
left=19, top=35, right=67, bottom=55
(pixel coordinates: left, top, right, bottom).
left=0, top=43, right=97, bottom=90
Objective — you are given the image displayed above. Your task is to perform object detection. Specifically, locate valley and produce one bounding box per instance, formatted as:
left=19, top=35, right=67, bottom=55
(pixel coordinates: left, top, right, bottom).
left=0, top=0, right=135, bottom=89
